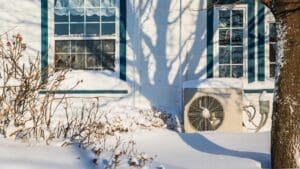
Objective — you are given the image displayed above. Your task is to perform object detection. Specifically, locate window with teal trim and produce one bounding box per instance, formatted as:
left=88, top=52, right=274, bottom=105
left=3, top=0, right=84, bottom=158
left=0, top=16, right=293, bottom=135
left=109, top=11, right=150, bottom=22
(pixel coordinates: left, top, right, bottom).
left=54, top=0, right=116, bottom=71
left=269, top=22, right=276, bottom=78
left=218, top=9, right=244, bottom=78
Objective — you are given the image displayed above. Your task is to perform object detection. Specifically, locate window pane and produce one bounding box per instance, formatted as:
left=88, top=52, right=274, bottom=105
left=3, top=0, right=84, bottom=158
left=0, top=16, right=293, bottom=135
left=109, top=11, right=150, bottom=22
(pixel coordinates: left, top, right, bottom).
left=269, top=23, right=277, bottom=42
left=55, top=9, right=69, bottom=22
left=86, top=40, right=101, bottom=53
left=232, top=47, right=243, bottom=64
left=269, top=44, right=276, bottom=62
left=219, top=65, right=230, bottom=77
left=219, top=47, right=230, bottom=64
left=55, top=0, right=69, bottom=8
left=101, top=0, right=116, bottom=7
left=232, top=10, right=243, bottom=27
left=102, top=53, right=115, bottom=71
left=102, top=40, right=115, bottom=53
left=87, top=54, right=101, bottom=68
left=70, top=24, right=84, bottom=35
left=70, top=0, right=84, bottom=8
left=71, top=40, right=85, bottom=53
left=55, top=24, right=69, bottom=35
left=70, top=8, right=84, bottom=22
left=55, top=40, right=70, bottom=53
left=86, top=24, right=100, bottom=36
left=232, top=65, right=243, bottom=78
left=86, top=0, right=100, bottom=7
left=86, top=8, right=100, bottom=22
left=219, top=10, right=230, bottom=28
left=101, top=23, right=115, bottom=35
left=219, top=29, right=230, bottom=45
left=270, top=64, right=276, bottom=78
left=71, top=54, right=85, bottom=69
left=87, top=55, right=95, bottom=67
left=232, top=29, right=243, bottom=45
left=101, top=8, right=115, bottom=22
left=55, top=54, right=70, bottom=69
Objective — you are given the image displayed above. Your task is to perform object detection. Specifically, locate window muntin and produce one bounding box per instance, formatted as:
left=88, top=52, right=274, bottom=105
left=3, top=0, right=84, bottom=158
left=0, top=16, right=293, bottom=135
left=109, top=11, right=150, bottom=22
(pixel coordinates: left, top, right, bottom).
left=54, top=0, right=116, bottom=71
left=55, top=0, right=116, bottom=36
left=218, top=9, right=244, bottom=78
left=269, top=22, right=276, bottom=78
left=55, top=40, right=115, bottom=70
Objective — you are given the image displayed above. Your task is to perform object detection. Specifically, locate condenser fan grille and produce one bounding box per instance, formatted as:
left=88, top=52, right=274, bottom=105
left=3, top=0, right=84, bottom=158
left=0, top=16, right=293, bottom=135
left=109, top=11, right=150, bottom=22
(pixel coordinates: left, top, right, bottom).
left=188, top=96, right=224, bottom=131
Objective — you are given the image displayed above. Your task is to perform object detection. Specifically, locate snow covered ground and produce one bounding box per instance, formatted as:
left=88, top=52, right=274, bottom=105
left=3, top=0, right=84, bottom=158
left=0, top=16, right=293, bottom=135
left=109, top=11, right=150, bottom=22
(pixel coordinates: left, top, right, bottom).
left=0, top=138, right=95, bottom=169
left=0, top=129, right=270, bottom=169
left=130, top=129, right=270, bottom=169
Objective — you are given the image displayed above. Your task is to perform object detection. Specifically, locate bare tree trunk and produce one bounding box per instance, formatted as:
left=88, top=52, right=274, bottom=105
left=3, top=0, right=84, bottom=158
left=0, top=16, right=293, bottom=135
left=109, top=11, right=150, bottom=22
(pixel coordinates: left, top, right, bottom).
left=271, top=0, right=300, bottom=168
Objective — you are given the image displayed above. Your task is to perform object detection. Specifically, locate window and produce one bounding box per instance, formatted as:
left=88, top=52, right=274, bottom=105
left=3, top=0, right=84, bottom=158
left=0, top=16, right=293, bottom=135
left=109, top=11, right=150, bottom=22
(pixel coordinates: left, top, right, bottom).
left=54, top=0, right=116, bottom=71
left=269, top=22, right=276, bottom=78
left=217, top=9, right=245, bottom=78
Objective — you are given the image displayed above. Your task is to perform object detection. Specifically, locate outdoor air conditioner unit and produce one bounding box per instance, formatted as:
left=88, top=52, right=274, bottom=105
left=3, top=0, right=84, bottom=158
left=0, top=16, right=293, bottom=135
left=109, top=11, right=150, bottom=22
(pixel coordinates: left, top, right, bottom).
left=183, top=79, right=243, bottom=132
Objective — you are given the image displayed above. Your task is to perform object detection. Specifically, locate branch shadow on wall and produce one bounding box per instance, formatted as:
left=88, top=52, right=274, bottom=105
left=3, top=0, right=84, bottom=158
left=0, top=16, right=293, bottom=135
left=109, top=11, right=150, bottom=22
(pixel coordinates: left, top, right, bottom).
left=125, top=0, right=207, bottom=114
left=126, top=0, right=271, bottom=168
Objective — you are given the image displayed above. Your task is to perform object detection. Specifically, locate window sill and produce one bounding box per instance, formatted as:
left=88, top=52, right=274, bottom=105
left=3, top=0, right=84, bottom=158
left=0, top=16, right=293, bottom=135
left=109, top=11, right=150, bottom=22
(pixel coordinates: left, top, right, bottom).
left=39, top=89, right=128, bottom=95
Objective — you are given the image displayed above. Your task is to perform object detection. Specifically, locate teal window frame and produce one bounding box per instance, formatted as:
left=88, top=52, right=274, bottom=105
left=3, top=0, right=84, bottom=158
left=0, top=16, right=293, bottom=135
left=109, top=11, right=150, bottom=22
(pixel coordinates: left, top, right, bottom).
left=217, top=8, right=245, bottom=78
left=207, top=0, right=261, bottom=83
left=268, top=22, right=276, bottom=78
left=54, top=0, right=117, bottom=71
left=41, top=0, right=127, bottom=83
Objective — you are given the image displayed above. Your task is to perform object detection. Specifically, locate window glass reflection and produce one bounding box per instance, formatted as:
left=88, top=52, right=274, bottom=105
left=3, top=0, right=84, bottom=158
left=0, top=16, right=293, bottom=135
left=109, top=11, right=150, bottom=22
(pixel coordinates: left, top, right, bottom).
left=232, top=10, right=243, bottom=27
left=219, top=10, right=230, bottom=28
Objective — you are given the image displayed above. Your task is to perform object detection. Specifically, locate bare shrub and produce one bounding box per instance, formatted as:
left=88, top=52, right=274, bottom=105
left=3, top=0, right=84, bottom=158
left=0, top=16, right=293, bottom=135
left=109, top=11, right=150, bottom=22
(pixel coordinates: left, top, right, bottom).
left=0, top=34, right=171, bottom=168
left=0, top=34, right=77, bottom=141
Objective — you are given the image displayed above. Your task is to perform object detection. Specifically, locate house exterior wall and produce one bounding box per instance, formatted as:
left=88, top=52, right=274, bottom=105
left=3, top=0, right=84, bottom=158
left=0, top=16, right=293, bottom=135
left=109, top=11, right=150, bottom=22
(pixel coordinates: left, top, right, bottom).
left=0, top=0, right=275, bottom=132
left=0, top=0, right=41, bottom=58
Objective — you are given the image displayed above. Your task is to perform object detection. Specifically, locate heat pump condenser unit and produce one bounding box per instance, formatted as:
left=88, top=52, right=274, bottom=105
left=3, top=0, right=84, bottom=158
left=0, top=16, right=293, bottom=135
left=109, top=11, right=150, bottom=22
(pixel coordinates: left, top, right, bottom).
left=183, top=79, right=243, bottom=132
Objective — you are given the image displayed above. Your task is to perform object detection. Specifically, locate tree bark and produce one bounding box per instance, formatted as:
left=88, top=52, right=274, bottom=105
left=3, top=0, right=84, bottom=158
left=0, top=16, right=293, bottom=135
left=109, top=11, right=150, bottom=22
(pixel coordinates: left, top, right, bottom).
left=270, top=0, right=300, bottom=168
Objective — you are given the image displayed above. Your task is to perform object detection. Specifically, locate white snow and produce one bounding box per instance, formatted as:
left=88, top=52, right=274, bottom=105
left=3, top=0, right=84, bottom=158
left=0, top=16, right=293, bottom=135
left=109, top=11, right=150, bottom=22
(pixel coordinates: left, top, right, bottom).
left=183, top=78, right=275, bottom=91
left=243, top=79, right=275, bottom=90
left=128, top=129, right=270, bottom=169
left=183, top=78, right=243, bottom=89
left=0, top=139, right=96, bottom=169
left=0, top=129, right=271, bottom=169
left=58, top=69, right=130, bottom=92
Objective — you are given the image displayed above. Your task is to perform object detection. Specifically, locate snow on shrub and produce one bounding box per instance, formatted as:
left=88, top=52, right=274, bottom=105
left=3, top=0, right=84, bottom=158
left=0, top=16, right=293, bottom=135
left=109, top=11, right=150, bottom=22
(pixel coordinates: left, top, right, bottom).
left=0, top=34, right=175, bottom=168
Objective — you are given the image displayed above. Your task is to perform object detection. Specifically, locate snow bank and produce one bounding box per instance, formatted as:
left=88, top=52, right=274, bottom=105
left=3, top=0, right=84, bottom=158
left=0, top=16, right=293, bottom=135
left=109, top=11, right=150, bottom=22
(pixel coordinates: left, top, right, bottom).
left=0, top=139, right=93, bottom=169
left=243, top=79, right=275, bottom=90
left=0, top=129, right=271, bottom=169
left=96, top=106, right=180, bottom=131
left=127, top=129, right=271, bottom=169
